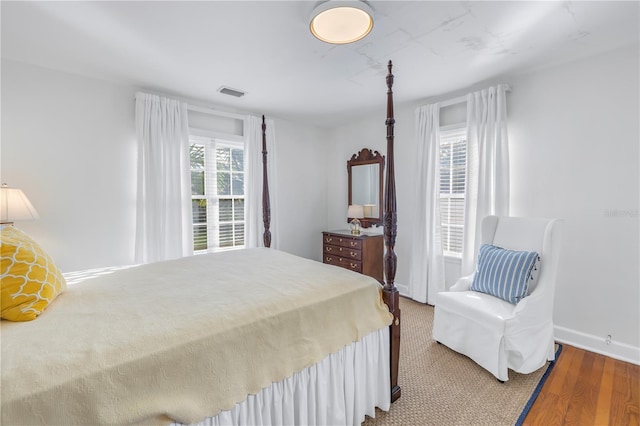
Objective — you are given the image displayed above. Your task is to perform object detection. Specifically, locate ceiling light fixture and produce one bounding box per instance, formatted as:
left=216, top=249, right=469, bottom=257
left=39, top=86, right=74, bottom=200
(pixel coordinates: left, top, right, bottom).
left=310, top=1, right=374, bottom=44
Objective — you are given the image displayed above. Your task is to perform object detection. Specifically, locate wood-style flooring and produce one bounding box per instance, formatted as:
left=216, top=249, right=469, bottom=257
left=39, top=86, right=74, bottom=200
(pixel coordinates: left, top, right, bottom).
left=523, top=344, right=639, bottom=425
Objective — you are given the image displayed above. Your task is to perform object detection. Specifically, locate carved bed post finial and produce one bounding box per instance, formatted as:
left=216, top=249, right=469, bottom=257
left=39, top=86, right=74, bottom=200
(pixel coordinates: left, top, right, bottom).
left=382, top=60, right=401, bottom=402
left=261, top=115, right=272, bottom=248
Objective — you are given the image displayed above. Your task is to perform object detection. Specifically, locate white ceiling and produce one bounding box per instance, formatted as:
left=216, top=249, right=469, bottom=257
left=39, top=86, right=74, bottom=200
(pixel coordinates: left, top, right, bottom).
left=2, top=1, right=638, bottom=127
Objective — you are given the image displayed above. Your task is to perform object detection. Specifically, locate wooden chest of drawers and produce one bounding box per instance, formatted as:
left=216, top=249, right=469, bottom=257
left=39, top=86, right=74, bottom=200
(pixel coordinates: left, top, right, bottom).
left=322, top=230, right=384, bottom=283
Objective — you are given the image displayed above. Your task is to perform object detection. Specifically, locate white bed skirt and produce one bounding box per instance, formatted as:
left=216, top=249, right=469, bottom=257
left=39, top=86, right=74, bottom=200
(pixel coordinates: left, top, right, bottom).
left=173, top=327, right=390, bottom=426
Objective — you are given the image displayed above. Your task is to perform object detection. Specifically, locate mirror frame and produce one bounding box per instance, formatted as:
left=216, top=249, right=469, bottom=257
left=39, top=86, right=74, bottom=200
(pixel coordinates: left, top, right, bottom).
left=347, top=148, right=385, bottom=228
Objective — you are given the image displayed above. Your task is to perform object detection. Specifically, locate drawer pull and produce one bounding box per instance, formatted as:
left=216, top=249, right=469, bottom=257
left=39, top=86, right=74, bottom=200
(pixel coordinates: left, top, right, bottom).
left=326, top=247, right=332, bottom=252
left=350, top=263, right=358, bottom=269
left=339, top=258, right=343, bottom=262
left=350, top=252, right=357, bottom=257
left=326, top=237, right=332, bottom=243
left=339, top=238, right=343, bottom=243
left=325, top=256, right=331, bottom=262
left=339, top=247, right=343, bottom=252
left=350, top=241, right=357, bottom=247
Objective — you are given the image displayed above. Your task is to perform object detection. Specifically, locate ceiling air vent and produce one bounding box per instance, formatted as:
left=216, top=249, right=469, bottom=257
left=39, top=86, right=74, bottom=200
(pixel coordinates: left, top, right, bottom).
left=218, top=86, right=246, bottom=98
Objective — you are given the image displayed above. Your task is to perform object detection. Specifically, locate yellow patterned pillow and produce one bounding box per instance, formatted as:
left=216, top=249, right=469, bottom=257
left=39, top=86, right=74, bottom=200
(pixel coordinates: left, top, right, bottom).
left=1, top=226, right=66, bottom=321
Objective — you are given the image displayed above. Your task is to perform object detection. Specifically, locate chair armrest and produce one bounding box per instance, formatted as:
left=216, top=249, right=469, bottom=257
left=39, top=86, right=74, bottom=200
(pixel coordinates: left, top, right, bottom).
left=512, top=283, right=553, bottom=318
left=450, top=273, right=475, bottom=292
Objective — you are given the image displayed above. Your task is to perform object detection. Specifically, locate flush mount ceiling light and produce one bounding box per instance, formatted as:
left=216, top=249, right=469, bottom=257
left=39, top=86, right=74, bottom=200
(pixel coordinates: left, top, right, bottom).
left=310, top=1, right=374, bottom=44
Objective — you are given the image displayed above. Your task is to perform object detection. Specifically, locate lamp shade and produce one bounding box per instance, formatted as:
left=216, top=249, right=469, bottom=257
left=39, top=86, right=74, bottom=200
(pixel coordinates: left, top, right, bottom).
left=310, top=1, right=374, bottom=44
left=347, top=204, right=364, bottom=219
left=0, top=184, right=39, bottom=223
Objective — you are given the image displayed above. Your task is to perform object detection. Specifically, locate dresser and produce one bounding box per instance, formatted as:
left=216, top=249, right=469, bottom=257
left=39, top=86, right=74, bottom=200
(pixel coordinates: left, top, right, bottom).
left=322, top=230, right=384, bottom=283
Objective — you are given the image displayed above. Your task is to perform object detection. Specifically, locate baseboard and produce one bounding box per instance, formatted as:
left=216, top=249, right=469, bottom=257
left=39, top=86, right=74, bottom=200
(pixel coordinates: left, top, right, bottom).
left=555, top=325, right=640, bottom=365
left=394, top=289, right=639, bottom=364
left=396, top=282, right=410, bottom=298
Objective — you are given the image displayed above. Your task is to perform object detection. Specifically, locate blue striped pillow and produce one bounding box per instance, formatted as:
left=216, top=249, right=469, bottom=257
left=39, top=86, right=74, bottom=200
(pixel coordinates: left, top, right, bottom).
left=471, top=244, right=540, bottom=304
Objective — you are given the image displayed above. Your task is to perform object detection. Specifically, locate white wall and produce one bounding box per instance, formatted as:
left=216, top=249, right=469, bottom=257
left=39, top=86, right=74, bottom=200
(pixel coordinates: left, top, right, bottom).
left=273, top=118, right=330, bottom=261
left=1, top=60, right=138, bottom=271
left=1, top=59, right=328, bottom=271
left=508, top=45, right=639, bottom=362
left=326, top=44, right=639, bottom=363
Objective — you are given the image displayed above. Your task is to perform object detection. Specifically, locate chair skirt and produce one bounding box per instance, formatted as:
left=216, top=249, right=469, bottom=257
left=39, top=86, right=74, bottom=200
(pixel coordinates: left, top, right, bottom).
left=433, top=291, right=555, bottom=382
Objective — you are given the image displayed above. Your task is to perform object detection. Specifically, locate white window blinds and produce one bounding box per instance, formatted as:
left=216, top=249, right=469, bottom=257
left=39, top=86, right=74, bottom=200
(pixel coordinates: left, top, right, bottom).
left=439, top=126, right=467, bottom=255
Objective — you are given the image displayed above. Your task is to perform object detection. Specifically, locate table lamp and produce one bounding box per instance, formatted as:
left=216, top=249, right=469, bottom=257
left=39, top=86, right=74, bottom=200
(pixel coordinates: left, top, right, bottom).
left=0, top=183, right=39, bottom=226
left=347, top=204, right=364, bottom=235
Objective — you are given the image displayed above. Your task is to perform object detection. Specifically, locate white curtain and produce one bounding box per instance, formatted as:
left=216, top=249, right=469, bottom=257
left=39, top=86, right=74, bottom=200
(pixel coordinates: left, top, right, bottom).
left=134, top=92, right=193, bottom=264
left=245, top=115, right=279, bottom=249
left=461, top=84, right=510, bottom=275
left=408, top=104, right=445, bottom=304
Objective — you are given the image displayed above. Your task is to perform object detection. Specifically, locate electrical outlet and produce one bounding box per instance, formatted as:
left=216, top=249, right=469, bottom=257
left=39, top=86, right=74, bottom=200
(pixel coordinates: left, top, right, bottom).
left=606, top=334, right=612, bottom=345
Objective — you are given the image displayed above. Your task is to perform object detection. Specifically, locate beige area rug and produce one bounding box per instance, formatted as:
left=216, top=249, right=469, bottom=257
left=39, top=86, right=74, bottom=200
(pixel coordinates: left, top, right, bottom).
left=363, top=297, right=558, bottom=426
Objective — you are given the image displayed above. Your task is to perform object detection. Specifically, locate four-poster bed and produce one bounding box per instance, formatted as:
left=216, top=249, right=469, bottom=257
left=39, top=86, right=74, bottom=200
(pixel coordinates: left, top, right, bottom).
left=259, top=61, right=401, bottom=402
left=382, top=60, right=402, bottom=402
left=261, top=114, right=272, bottom=248
left=1, top=62, right=401, bottom=425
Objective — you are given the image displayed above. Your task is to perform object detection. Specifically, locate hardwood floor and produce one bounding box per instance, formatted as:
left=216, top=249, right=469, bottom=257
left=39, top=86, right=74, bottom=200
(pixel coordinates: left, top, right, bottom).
left=524, top=344, right=640, bottom=425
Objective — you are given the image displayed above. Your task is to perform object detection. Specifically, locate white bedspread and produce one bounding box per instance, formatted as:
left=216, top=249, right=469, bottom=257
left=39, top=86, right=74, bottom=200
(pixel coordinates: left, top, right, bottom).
left=1, top=248, right=392, bottom=425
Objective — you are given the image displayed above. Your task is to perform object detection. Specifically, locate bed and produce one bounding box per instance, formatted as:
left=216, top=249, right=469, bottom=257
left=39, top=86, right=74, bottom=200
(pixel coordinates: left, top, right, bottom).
left=1, top=62, right=401, bottom=426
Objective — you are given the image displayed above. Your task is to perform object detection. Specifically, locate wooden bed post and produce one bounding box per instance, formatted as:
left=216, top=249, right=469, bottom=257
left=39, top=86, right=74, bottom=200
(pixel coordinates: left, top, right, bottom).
left=382, top=60, right=401, bottom=402
left=261, top=115, right=272, bottom=248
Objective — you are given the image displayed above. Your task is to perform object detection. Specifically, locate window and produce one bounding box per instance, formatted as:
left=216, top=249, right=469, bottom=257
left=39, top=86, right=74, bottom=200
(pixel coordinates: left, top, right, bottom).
left=190, top=137, right=245, bottom=252
left=439, top=126, right=467, bottom=256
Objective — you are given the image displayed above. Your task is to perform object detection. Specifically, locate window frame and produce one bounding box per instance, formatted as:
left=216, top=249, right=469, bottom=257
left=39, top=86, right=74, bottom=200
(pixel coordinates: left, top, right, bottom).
left=439, top=123, right=467, bottom=258
left=190, top=135, right=245, bottom=253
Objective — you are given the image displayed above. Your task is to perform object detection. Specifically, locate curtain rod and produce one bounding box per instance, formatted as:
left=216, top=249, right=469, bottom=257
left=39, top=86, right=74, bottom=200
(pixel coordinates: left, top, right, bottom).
left=438, top=84, right=511, bottom=108
left=134, top=93, right=247, bottom=121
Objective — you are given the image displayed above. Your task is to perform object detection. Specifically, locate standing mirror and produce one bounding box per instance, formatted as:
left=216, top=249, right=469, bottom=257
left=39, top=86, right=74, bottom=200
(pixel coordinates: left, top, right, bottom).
left=347, top=148, right=385, bottom=228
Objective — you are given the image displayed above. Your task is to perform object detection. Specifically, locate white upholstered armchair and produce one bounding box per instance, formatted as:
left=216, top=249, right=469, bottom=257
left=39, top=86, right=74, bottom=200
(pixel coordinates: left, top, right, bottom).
left=432, top=215, right=563, bottom=382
